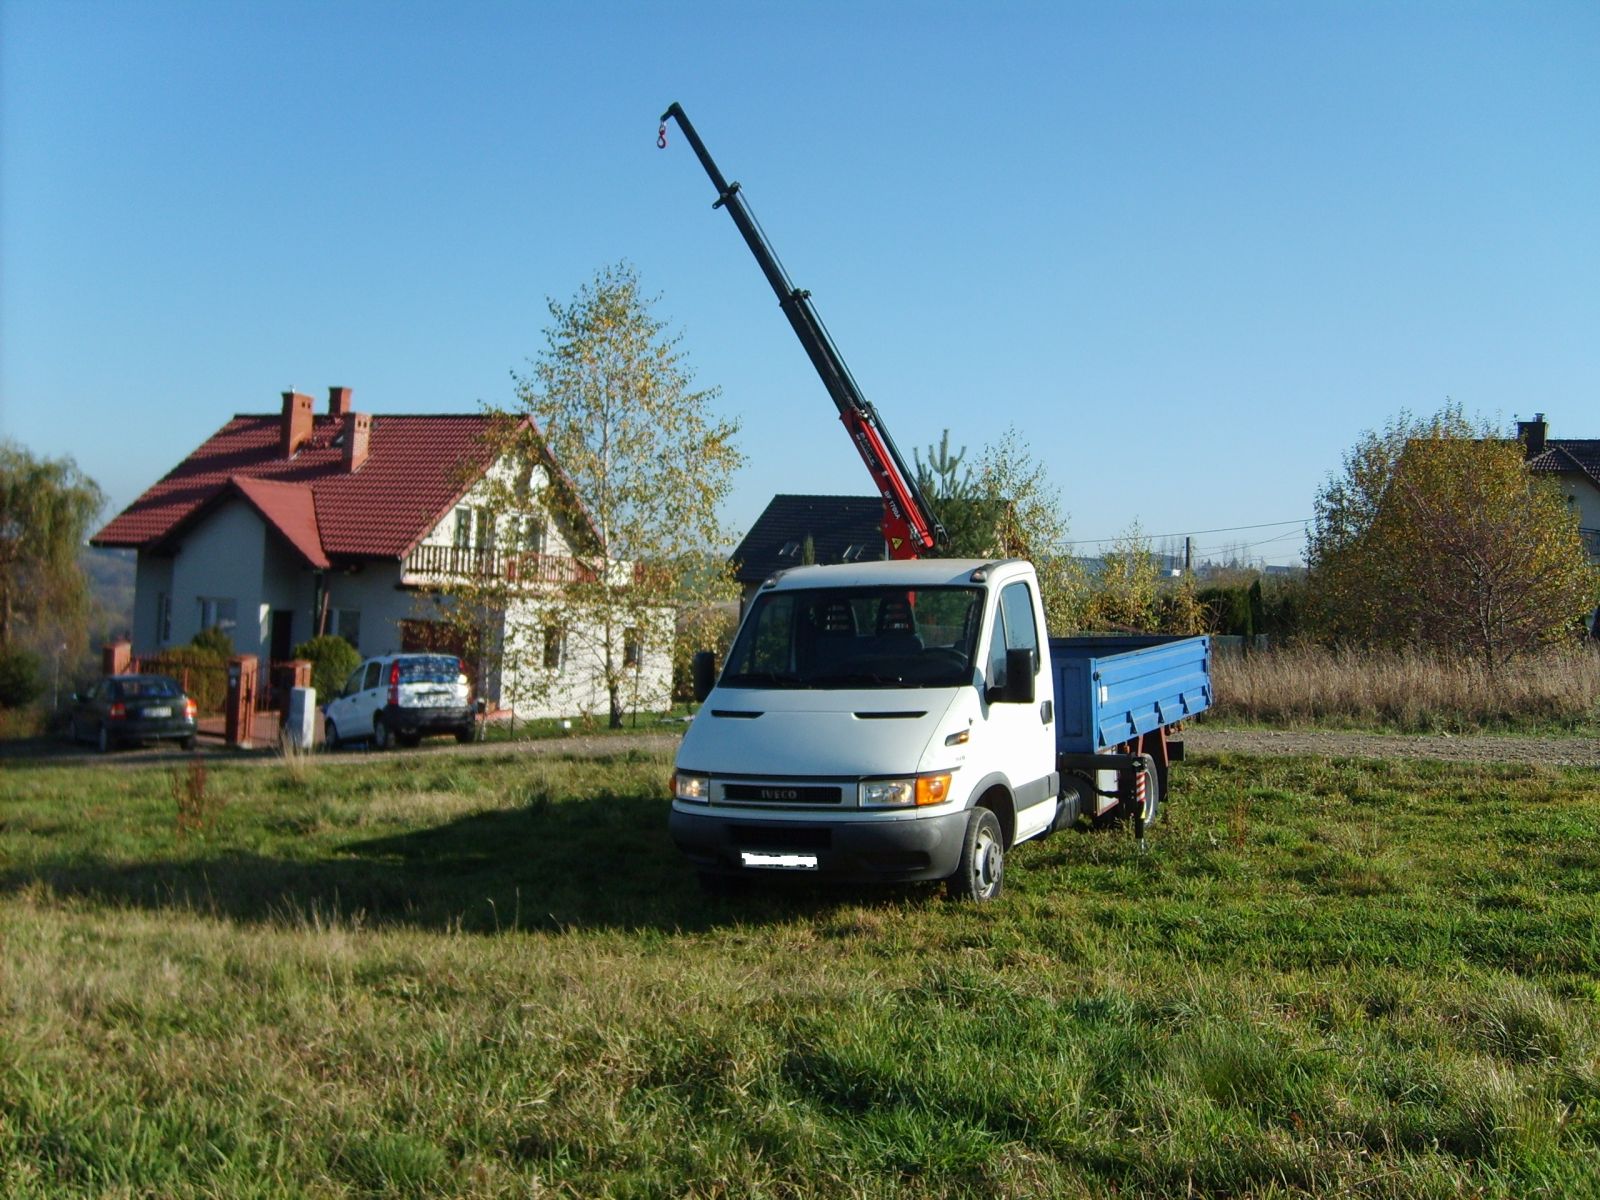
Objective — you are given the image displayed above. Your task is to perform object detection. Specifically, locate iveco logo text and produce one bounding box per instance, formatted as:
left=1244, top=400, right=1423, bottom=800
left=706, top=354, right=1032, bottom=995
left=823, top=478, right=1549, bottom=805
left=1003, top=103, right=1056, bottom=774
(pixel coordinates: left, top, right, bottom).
left=760, top=788, right=800, bottom=801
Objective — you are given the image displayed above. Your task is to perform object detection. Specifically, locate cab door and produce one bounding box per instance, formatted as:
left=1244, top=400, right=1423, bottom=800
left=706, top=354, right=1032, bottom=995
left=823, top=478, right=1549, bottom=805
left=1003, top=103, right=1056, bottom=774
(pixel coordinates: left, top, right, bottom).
left=979, top=579, right=1057, bottom=841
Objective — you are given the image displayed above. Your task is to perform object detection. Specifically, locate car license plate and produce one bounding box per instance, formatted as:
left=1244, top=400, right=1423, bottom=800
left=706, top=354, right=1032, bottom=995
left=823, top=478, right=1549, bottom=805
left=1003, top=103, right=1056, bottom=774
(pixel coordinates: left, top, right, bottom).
left=740, top=852, right=819, bottom=871
left=145, top=706, right=171, bottom=718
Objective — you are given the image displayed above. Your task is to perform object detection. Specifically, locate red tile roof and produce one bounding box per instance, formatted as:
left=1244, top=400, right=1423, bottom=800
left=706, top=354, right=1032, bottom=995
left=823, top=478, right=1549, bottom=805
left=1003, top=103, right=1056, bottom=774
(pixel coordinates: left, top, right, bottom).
left=93, top=413, right=506, bottom=560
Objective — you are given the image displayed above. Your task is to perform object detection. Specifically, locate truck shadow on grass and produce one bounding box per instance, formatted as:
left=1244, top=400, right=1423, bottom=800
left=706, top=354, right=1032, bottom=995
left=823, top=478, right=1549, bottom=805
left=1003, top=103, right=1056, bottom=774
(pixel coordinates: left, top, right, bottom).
left=0, top=794, right=936, bottom=934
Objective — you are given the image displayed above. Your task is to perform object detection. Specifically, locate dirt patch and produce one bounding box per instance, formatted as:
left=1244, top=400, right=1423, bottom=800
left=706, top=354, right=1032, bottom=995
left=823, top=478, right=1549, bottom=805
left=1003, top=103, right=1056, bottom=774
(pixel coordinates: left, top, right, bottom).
left=1187, top=727, right=1598, bottom=768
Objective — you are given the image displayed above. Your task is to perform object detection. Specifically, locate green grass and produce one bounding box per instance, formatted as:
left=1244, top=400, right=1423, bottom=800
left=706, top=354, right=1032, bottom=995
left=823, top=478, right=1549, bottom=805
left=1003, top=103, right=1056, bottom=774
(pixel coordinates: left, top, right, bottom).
left=1, top=748, right=1597, bottom=1197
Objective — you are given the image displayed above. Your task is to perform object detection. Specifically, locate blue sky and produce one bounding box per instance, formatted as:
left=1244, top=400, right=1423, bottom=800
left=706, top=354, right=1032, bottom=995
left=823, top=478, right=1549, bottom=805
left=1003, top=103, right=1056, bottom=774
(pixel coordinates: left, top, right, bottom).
left=3, top=1, right=1595, bottom=566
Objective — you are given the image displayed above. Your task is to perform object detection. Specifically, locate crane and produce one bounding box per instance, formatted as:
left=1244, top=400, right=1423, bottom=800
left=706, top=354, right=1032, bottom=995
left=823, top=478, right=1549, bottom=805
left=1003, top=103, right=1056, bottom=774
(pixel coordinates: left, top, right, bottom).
left=659, top=102, right=945, bottom=560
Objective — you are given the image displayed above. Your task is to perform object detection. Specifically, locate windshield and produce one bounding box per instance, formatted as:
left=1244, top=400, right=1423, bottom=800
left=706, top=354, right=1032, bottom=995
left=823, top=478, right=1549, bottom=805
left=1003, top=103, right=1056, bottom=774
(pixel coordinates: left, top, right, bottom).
left=722, top=586, right=984, bottom=689
left=398, top=656, right=463, bottom=684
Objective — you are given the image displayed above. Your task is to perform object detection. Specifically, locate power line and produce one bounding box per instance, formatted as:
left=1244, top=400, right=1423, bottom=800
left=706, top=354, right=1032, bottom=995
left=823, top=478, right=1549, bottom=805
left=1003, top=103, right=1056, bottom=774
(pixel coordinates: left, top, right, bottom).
left=1055, top=518, right=1310, bottom=547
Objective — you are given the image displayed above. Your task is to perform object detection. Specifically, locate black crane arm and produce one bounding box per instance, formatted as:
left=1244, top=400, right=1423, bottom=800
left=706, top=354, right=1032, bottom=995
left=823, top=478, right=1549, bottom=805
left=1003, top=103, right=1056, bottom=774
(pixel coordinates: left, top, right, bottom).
left=659, top=102, right=945, bottom=559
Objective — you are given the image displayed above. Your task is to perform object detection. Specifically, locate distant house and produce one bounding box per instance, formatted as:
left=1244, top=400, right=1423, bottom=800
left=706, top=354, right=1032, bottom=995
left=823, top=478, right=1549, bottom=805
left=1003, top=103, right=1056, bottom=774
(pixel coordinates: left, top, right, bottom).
left=91, top=387, right=671, bottom=717
left=1518, top=414, right=1600, bottom=563
left=1518, top=413, right=1600, bottom=636
left=730, top=495, right=886, bottom=606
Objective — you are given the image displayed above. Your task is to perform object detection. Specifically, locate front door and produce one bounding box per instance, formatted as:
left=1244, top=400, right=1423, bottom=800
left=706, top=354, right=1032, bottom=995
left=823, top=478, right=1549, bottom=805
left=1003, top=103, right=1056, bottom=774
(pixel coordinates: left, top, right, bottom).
left=269, top=610, right=295, bottom=664
left=979, top=579, right=1056, bottom=841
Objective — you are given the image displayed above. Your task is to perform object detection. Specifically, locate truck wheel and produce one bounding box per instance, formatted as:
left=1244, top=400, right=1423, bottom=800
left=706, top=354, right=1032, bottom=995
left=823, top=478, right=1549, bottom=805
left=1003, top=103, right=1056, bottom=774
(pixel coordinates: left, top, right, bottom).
left=373, top=717, right=392, bottom=750
left=947, top=808, right=1004, bottom=902
left=1098, top=755, right=1162, bottom=829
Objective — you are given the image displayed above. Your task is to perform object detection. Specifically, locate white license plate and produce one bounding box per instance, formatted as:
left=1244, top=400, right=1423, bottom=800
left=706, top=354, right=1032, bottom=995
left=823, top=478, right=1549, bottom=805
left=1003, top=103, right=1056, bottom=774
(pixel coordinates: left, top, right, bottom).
left=740, top=852, right=819, bottom=871
left=145, top=706, right=171, bottom=718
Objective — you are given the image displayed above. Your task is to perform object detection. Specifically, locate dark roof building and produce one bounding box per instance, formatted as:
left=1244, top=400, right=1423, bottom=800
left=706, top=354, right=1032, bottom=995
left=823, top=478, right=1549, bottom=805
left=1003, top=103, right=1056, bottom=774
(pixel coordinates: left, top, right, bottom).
left=731, top=494, right=886, bottom=596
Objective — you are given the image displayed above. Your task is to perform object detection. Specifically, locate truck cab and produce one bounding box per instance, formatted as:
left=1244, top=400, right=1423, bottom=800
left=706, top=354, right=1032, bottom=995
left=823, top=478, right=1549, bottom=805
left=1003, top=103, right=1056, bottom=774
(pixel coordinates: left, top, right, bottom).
left=670, top=558, right=1061, bottom=899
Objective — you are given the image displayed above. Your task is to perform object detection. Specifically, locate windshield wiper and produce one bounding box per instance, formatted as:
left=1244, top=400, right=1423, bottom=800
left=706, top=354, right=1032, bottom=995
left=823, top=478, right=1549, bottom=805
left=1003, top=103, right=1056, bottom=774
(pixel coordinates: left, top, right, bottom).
left=722, top=671, right=802, bottom=688
left=809, top=670, right=905, bottom=688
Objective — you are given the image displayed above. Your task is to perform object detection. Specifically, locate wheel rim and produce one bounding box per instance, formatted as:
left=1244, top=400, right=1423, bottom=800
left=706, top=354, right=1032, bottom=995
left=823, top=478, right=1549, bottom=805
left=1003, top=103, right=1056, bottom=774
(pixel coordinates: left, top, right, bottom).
left=973, top=825, right=1002, bottom=898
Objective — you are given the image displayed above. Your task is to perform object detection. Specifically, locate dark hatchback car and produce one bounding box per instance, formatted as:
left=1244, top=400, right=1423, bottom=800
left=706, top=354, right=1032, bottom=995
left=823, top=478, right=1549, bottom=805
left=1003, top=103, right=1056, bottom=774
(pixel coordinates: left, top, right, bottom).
left=70, top=674, right=199, bottom=752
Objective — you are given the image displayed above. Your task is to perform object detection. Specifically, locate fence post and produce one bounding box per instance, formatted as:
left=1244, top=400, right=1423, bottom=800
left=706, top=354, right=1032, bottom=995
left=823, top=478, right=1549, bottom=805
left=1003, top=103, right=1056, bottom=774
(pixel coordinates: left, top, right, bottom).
left=225, top=654, right=259, bottom=748
left=102, top=639, right=133, bottom=676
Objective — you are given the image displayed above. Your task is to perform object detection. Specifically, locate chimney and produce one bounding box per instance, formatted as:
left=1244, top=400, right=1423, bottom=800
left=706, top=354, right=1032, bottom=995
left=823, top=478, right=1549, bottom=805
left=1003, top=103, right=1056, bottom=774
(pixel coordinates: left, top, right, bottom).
left=280, top=391, right=314, bottom=458
left=1516, top=412, right=1548, bottom=459
left=343, top=411, right=372, bottom=472
left=328, top=386, right=353, bottom=417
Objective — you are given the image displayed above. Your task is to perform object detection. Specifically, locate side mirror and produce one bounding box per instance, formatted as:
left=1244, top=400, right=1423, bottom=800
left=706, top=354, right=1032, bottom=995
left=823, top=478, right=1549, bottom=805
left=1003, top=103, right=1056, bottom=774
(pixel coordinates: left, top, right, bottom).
left=691, top=650, right=717, bottom=702
left=988, top=647, right=1037, bottom=704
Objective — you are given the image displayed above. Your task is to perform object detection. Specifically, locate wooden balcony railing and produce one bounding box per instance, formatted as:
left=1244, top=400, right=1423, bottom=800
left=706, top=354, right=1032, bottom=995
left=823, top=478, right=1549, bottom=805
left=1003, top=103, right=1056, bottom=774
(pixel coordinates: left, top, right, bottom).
left=403, top=544, right=614, bottom=585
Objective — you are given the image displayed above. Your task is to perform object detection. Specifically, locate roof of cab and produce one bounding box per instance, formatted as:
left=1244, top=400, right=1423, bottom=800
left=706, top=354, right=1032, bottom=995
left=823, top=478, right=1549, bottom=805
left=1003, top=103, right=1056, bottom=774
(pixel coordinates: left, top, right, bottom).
left=759, top=558, right=1029, bottom=591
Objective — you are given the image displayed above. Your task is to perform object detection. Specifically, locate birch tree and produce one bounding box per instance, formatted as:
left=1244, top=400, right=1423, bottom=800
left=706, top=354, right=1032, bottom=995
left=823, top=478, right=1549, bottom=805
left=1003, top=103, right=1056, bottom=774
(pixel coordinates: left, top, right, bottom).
left=449, top=264, right=742, bottom=727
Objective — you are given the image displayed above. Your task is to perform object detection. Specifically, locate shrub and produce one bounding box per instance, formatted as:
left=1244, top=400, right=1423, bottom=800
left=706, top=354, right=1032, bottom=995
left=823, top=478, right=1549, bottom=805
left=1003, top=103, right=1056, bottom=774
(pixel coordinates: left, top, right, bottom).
left=191, top=625, right=235, bottom=658
left=0, top=647, right=43, bottom=708
left=143, top=645, right=228, bottom=713
left=292, top=635, right=361, bottom=703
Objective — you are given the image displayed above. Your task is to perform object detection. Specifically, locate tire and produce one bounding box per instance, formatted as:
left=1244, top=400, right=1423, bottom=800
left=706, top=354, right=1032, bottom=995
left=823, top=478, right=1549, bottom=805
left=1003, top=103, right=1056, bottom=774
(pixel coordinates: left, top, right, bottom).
left=397, top=732, right=422, bottom=748
left=180, top=735, right=197, bottom=752
left=324, top=719, right=340, bottom=751
left=1098, top=755, right=1162, bottom=829
left=946, top=807, right=1005, bottom=902
left=455, top=724, right=475, bottom=744
left=96, top=723, right=113, bottom=754
left=373, top=716, right=392, bottom=750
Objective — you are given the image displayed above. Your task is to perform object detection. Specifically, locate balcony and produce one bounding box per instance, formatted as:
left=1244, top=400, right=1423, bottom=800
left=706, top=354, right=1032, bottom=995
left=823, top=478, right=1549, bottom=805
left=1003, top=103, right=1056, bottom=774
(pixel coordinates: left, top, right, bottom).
left=403, top=544, right=602, bottom=586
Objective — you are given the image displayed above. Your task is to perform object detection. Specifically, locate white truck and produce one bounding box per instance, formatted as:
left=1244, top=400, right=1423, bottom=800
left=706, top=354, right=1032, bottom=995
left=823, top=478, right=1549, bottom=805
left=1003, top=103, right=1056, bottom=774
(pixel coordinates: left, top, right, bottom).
left=658, top=107, right=1211, bottom=899
left=670, top=558, right=1212, bottom=900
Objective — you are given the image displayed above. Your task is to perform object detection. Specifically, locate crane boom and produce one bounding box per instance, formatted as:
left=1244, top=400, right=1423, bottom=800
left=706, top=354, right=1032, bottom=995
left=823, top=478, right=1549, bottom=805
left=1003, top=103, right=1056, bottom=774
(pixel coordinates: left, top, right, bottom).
left=659, top=102, right=945, bottom=559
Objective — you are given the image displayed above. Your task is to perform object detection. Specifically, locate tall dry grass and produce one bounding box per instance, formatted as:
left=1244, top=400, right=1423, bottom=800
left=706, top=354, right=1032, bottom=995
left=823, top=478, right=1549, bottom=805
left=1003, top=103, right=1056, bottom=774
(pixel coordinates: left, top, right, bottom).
left=1211, top=643, right=1600, bottom=731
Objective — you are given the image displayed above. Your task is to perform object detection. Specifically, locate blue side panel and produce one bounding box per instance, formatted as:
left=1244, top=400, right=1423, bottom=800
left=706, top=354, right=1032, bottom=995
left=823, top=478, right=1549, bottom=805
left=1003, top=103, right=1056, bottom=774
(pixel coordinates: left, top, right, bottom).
left=1049, top=635, right=1212, bottom=754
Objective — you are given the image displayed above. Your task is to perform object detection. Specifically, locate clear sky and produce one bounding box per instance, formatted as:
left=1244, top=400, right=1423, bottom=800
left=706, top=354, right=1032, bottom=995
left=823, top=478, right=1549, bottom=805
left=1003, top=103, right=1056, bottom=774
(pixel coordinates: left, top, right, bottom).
left=3, top=0, right=1595, bottom=566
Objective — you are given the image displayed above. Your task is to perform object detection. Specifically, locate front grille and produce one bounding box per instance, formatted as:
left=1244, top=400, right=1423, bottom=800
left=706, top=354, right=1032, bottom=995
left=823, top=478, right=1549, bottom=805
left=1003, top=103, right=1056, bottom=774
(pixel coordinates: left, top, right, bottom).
left=723, top=784, right=843, bottom=805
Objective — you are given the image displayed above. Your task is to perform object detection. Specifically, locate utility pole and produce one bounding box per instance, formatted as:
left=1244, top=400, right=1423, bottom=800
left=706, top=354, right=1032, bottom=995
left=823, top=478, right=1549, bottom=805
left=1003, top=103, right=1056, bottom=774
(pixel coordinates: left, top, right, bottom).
left=1184, top=536, right=1193, bottom=576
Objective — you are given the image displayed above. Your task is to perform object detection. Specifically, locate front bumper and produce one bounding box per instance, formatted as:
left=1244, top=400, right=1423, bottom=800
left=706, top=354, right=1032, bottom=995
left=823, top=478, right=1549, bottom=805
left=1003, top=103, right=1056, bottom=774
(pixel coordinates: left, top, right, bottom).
left=670, top=806, right=970, bottom=882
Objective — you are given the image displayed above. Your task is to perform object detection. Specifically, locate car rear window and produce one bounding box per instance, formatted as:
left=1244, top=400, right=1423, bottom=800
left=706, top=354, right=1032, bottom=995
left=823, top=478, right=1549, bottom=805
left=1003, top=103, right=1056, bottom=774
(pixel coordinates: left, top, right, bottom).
left=398, top=656, right=462, bottom=684
left=119, top=676, right=181, bottom=699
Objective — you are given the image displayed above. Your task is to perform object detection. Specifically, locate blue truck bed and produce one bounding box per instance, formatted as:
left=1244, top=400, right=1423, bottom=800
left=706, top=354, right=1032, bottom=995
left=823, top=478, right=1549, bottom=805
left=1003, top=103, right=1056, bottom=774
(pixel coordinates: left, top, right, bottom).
left=1049, top=635, right=1212, bottom=754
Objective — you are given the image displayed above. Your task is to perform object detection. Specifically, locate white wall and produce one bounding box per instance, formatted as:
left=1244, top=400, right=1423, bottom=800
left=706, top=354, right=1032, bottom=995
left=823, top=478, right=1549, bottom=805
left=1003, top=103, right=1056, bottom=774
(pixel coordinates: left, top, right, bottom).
left=496, top=598, right=674, bottom=720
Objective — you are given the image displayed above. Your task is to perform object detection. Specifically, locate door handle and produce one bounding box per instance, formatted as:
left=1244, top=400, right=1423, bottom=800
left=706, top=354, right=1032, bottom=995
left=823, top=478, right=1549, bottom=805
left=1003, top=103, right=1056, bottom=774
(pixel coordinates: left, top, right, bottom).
left=1039, top=700, right=1053, bottom=724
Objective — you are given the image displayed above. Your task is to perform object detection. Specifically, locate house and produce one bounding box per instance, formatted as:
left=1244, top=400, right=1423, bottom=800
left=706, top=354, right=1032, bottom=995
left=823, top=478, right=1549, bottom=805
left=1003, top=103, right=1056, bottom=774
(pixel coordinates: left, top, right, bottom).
left=91, top=387, right=672, bottom=718
left=730, top=495, right=887, bottom=607
left=1518, top=414, right=1600, bottom=563
left=1518, top=413, right=1600, bottom=636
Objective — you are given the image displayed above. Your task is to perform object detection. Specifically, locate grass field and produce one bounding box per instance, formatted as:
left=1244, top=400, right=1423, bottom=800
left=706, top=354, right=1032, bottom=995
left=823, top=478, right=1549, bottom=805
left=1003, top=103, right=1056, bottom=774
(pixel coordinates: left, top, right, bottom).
left=2, top=746, right=1597, bottom=1198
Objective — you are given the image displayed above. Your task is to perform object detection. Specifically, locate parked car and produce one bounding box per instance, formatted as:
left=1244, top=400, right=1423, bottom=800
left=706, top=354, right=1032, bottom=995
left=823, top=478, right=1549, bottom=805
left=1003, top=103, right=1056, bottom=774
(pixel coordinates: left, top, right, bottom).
left=322, top=653, right=475, bottom=750
left=70, top=674, right=199, bottom=752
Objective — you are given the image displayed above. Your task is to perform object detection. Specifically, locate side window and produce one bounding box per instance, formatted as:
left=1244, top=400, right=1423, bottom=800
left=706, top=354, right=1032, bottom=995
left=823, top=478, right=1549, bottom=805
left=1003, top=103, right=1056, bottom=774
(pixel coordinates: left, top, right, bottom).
left=344, top=668, right=365, bottom=697
left=362, top=662, right=382, bottom=691
left=987, top=582, right=1040, bottom=686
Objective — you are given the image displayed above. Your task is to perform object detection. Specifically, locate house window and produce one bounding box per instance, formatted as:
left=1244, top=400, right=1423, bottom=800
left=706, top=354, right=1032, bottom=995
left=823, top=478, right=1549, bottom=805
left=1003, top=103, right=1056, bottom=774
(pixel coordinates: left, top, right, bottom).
left=336, top=608, right=361, bottom=650
left=156, top=592, right=172, bottom=644
left=475, top=509, right=495, bottom=550
left=453, top=506, right=473, bottom=548
left=543, top=625, right=566, bottom=671
left=624, top=627, right=642, bottom=669
left=522, top=516, right=547, bottom=556
left=197, top=596, right=237, bottom=638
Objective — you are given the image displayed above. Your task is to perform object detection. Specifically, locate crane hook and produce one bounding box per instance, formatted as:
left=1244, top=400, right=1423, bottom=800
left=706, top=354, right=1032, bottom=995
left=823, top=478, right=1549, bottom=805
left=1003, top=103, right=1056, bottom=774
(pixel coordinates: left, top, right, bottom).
left=657, top=121, right=668, bottom=150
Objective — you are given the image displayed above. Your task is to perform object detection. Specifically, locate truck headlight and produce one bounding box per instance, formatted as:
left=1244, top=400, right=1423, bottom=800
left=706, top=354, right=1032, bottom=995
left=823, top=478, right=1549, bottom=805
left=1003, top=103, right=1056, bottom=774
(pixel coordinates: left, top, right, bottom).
left=861, top=772, right=952, bottom=808
left=672, top=772, right=710, bottom=803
